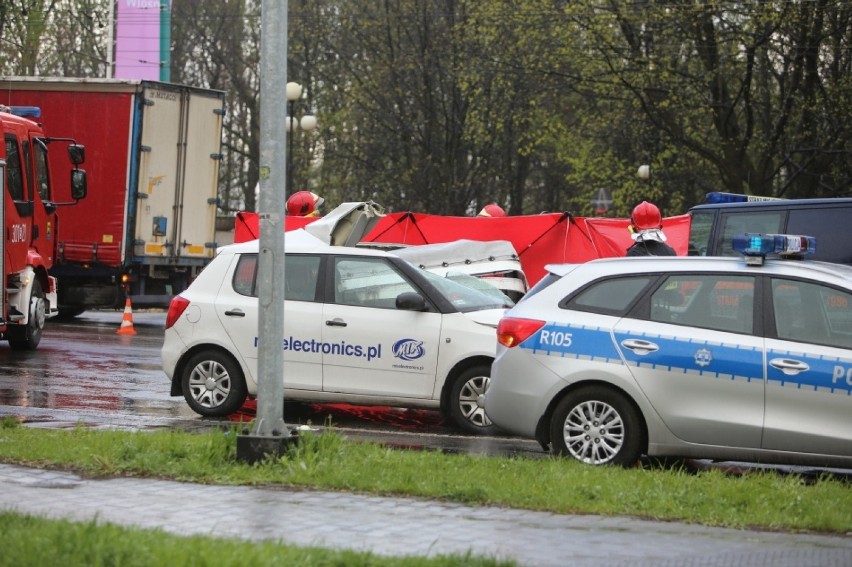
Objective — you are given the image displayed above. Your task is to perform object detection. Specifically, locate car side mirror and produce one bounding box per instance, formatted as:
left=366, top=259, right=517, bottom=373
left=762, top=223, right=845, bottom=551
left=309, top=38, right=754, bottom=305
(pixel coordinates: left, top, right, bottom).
left=396, top=291, right=426, bottom=311
left=70, top=169, right=87, bottom=200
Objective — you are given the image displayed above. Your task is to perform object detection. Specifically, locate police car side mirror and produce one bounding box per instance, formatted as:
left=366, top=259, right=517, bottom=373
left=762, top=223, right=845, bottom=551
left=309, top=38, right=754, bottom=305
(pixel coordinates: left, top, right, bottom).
left=396, top=291, right=426, bottom=311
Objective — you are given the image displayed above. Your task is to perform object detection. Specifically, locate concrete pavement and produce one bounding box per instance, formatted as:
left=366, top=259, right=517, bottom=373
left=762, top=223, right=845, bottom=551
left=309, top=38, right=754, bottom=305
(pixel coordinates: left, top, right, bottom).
left=1, top=463, right=850, bottom=566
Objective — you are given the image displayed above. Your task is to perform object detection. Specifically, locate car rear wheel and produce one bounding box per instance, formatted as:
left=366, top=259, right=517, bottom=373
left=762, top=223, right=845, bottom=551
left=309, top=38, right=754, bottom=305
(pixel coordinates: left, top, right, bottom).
left=550, top=386, right=642, bottom=466
left=448, top=364, right=497, bottom=435
left=181, top=350, right=248, bottom=417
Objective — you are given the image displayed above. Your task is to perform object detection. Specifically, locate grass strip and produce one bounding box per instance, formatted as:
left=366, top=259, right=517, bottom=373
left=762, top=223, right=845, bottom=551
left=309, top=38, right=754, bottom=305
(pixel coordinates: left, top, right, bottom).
left=0, top=418, right=849, bottom=534
left=0, top=510, right=514, bottom=567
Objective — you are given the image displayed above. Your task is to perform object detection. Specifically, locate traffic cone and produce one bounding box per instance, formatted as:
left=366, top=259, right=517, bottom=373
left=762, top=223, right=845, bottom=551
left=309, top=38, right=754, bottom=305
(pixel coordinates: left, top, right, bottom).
left=116, top=297, right=137, bottom=335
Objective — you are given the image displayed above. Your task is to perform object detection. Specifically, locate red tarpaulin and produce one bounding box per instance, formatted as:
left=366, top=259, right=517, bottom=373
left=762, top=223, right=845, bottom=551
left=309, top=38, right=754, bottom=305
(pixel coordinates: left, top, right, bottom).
left=234, top=211, right=318, bottom=242
left=233, top=210, right=692, bottom=286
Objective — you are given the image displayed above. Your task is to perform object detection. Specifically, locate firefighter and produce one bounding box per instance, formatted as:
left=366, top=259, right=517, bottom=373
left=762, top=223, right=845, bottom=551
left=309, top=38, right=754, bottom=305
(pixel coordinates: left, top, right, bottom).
left=626, top=201, right=677, bottom=257
left=477, top=203, right=506, bottom=217
left=286, top=191, right=324, bottom=216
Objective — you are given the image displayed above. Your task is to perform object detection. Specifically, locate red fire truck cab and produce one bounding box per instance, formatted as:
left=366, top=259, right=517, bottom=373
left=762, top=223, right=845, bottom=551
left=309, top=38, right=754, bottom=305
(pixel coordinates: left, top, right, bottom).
left=0, top=105, right=87, bottom=349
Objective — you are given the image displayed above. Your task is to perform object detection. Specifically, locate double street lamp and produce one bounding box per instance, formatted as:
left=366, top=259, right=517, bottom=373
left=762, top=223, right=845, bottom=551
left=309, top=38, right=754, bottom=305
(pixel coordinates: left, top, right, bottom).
left=285, top=81, right=317, bottom=194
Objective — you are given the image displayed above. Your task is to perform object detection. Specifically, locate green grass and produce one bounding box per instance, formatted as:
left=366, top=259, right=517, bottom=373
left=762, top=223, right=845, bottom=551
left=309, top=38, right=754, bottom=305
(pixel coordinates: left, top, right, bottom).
left=0, top=417, right=850, bottom=536
left=0, top=511, right=513, bottom=567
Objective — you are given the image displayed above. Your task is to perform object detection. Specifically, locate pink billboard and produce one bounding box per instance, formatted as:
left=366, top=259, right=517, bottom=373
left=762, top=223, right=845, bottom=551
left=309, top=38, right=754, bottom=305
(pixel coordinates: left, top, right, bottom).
left=114, top=0, right=163, bottom=80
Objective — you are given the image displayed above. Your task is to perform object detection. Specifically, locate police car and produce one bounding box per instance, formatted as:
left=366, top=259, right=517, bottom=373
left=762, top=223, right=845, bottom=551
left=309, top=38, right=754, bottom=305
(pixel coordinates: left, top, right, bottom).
left=161, top=232, right=510, bottom=434
left=484, top=234, right=852, bottom=467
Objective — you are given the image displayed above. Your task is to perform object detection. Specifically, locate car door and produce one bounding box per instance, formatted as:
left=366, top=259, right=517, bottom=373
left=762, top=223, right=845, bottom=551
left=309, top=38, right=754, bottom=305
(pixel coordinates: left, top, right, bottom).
left=217, top=253, right=323, bottom=391
left=321, top=255, right=442, bottom=399
left=613, top=273, right=765, bottom=447
left=763, top=277, right=852, bottom=456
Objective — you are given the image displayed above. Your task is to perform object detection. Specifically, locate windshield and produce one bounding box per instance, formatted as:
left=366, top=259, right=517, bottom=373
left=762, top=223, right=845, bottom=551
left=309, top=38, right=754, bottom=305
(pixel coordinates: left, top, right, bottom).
left=418, top=268, right=513, bottom=312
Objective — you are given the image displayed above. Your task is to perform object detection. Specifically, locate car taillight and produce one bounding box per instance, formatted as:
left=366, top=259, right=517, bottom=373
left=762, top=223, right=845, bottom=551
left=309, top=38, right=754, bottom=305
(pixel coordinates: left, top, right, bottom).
left=165, top=296, right=191, bottom=330
left=497, top=317, right=545, bottom=348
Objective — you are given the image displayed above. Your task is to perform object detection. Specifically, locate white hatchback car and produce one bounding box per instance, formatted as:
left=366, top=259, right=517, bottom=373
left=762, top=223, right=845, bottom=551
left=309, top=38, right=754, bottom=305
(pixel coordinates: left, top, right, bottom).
left=485, top=234, right=852, bottom=467
left=162, top=234, right=510, bottom=434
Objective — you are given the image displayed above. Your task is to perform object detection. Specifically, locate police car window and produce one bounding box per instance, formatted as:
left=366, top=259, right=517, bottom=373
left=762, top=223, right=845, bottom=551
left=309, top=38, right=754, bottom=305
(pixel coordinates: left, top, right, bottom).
left=567, top=277, right=652, bottom=314
left=333, top=257, right=418, bottom=309
left=285, top=255, right=321, bottom=302
left=232, top=254, right=258, bottom=297
left=719, top=212, right=782, bottom=257
left=772, top=278, right=852, bottom=349
left=651, top=275, right=754, bottom=334
left=688, top=211, right=713, bottom=256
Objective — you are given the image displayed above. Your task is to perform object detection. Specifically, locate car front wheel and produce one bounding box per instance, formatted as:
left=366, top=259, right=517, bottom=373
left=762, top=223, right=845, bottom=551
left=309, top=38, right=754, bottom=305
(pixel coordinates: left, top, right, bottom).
left=181, top=350, right=248, bottom=417
left=8, top=279, right=46, bottom=351
left=550, top=386, right=642, bottom=466
left=448, top=364, right=497, bottom=435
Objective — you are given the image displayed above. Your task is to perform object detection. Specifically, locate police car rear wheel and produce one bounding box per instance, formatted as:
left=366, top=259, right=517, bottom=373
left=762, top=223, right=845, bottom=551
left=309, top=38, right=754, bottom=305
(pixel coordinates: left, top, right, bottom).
left=550, top=386, right=642, bottom=466
left=449, top=365, right=497, bottom=435
left=182, top=350, right=248, bottom=417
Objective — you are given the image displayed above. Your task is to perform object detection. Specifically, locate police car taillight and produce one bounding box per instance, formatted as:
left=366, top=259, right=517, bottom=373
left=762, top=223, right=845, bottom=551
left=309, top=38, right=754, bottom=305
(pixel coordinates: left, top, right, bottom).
left=731, top=233, right=816, bottom=265
left=165, top=296, right=191, bottom=329
left=497, top=317, right=545, bottom=348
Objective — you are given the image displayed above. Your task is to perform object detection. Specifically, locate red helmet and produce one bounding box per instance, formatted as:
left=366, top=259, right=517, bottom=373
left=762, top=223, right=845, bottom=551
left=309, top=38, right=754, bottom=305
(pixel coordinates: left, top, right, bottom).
left=478, top=203, right=506, bottom=217
left=631, top=201, right=662, bottom=230
left=287, top=191, right=324, bottom=216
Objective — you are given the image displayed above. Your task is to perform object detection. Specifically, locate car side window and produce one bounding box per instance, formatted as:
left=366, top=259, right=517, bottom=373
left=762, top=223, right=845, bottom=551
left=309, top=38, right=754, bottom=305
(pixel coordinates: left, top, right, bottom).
left=772, top=278, right=852, bottom=349
left=285, top=255, right=321, bottom=301
left=232, top=254, right=258, bottom=296
left=565, top=277, right=653, bottom=315
left=650, top=274, right=755, bottom=334
left=333, top=257, right=418, bottom=309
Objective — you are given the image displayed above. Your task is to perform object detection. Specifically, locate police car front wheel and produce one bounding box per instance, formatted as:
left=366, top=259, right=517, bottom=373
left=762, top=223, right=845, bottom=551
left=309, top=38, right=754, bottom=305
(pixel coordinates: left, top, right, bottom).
left=182, top=350, right=248, bottom=417
left=550, top=386, right=642, bottom=467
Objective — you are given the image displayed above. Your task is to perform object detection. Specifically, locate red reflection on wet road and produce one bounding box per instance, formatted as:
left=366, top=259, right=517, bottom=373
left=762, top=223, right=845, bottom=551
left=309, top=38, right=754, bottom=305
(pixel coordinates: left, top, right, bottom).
left=230, top=400, right=447, bottom=431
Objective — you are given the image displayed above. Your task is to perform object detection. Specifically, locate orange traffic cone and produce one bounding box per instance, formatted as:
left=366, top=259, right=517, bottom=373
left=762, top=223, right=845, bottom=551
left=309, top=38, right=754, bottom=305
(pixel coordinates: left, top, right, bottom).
left=116, top=297, right=137, bottom=335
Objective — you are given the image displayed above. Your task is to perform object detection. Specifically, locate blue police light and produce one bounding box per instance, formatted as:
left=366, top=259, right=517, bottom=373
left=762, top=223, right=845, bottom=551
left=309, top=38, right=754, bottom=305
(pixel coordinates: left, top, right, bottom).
left=732, top=233, right=816, bottom=265
left=705, top=192, right=749, bottom=204
left=705, top=192, right=785, bottom=204
left=8, top=106, right=41, bottom=119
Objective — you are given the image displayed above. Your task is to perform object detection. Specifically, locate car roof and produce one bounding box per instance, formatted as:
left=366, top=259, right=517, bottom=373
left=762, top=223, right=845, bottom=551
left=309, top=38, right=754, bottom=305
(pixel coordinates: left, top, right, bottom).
left=216, top=229, right=398, bottom=258
left=689, top=197, right=852, bottom=211
left=546, top=255, right=852, bottom=285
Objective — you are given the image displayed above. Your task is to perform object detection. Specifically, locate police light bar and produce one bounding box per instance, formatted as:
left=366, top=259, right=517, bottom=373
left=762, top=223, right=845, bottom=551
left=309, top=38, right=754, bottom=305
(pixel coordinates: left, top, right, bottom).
left=732, top=233, right=816, bottom=265
left=705, top=192, right=785, bottom=204
left=8, top=106, right=41, bottom=119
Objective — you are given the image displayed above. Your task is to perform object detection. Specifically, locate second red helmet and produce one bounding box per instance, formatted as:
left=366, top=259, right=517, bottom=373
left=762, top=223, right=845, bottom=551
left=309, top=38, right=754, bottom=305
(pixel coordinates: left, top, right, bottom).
left=631, top=201, right=662, bottom=231
left=286, top=191, right=324, bottom=216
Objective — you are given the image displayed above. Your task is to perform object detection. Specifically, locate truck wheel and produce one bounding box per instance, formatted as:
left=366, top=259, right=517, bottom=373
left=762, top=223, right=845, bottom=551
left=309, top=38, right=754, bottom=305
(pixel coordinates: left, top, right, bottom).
left=8, top=279, right=46, bottom=351
left=448, top=364, right=498, bottom=435
left=550, top=386, right=643, bottom=467
left=181, top=350, right=248, bottom=417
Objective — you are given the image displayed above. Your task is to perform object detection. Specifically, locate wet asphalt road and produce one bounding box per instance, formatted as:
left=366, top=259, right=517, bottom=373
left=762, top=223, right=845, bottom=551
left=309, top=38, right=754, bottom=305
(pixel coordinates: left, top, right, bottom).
left=0, top=309, right=545, bottom=459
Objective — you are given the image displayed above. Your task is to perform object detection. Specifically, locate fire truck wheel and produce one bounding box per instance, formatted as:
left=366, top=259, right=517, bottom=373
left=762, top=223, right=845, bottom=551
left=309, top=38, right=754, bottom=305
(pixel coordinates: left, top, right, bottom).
left=8, top=279, right=46, bottom=351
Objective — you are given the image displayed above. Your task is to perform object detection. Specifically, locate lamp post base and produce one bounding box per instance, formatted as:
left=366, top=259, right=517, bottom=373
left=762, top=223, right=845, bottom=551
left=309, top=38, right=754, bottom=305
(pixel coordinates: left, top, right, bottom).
left=236, top=429, right=299, bottom=464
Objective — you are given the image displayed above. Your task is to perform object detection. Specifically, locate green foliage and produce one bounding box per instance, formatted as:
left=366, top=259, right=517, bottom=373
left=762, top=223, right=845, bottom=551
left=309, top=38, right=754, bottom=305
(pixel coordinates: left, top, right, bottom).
left=0, top=511, right=513, bottom=566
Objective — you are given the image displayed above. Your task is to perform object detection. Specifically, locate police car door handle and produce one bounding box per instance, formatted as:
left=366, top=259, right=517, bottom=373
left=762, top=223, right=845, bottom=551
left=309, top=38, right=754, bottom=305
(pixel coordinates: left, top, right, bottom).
left=769, top=358, right=810, bottom=375
left=224, top=309, right=245, bottom=317
left=326, top=318, right=347, bottom=327
left=620, top=339, right=659, bottom=355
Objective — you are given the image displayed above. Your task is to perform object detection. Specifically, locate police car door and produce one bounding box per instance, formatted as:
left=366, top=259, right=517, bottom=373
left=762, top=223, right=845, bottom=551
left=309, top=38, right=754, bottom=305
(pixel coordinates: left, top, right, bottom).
left=613, top=274, right=765, bottom=447
left=763, top=277, right=852, bottom=456
left=321, top=255, right=441, bottom=399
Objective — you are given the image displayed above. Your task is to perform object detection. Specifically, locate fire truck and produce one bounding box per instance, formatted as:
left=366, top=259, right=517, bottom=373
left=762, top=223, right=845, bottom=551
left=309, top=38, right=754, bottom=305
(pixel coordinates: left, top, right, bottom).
left=0, top=105, right=87, bottom=349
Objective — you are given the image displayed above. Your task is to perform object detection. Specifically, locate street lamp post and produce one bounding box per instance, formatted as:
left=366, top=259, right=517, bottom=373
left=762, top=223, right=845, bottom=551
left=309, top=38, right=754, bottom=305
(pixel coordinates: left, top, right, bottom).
left=286, top=82, right=317, bottom=195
